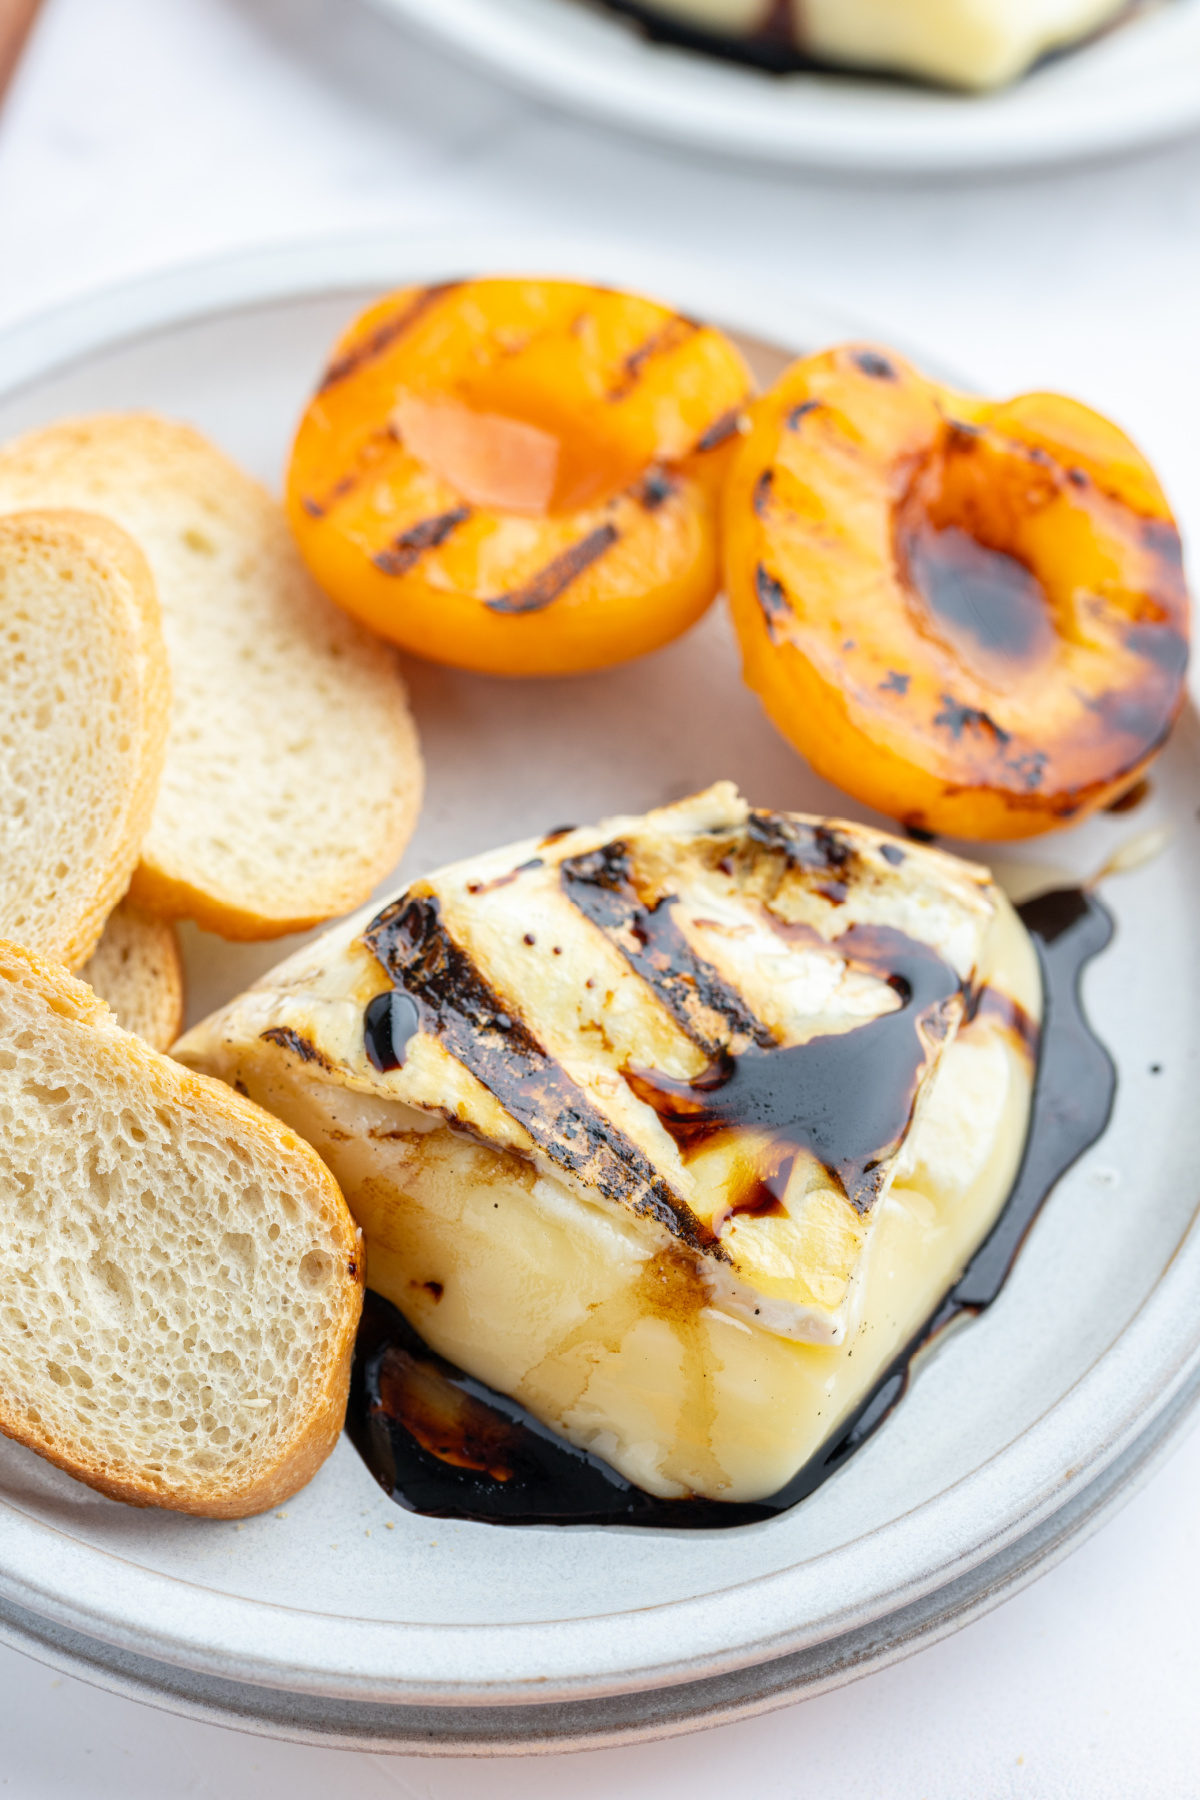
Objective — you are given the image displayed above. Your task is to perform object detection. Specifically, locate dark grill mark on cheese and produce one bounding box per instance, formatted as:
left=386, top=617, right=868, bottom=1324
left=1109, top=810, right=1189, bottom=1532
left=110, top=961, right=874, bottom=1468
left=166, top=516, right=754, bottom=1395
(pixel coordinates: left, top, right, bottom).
left=318, top=282, right=462, bottom=391
left=259, top=1027, right=333, bottom=1072
left=372, top=507, right=471, bottom=576
left=627, top=924, right=962, bottom=1214
left=362, top=893, right=721, bottom=1255
left=607, top=316, right=700, bottom=402
left=745, top=809, right=855, bottom=878
left=485, top=525, right=619, bottom=615
left=560, top=841, right=773, bottom=1057
left=465, top=857, right=543, bottom=896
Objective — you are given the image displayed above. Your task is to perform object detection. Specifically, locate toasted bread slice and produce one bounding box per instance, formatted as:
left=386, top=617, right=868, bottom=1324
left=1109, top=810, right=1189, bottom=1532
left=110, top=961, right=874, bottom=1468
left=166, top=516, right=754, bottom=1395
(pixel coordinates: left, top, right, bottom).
left=0, top=510, right=170, bottom=970
left=0, top=938, right=363, bottom=1517
left=79, top=898, right=184, bottom=1051
left=0, top=415, right=424, bottom=939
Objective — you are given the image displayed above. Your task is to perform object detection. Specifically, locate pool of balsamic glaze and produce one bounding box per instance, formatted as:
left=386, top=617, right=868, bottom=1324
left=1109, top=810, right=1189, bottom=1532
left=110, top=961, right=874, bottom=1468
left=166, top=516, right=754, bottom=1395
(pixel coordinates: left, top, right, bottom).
left=344, top=889, right=1115, bottom=1530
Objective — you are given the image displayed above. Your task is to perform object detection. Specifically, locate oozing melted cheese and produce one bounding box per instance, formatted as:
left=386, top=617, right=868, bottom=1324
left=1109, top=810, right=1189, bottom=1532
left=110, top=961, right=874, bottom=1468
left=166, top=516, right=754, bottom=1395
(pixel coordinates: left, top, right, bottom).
left=639, top=0, right=1128, bottom=90
left=176, top=784, right=1040, bottom=1504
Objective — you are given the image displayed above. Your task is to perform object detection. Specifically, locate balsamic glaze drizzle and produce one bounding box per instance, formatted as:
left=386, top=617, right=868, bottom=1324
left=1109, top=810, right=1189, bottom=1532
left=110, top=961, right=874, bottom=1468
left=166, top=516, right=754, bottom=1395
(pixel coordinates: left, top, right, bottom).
left=345, top=889, right=1114, bottom=1530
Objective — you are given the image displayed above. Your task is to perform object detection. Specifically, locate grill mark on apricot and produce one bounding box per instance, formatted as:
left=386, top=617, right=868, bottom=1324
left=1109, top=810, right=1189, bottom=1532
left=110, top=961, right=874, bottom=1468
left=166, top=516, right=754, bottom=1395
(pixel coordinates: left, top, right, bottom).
left=318, top=282, right=463, bottom=391
left=362, top=892, right=722, bottom=1257
left=485, top=524, right=619, bottom=615
left=607, top=316, right=700, bottom=402
left=695, top=406, right=742, bottom=452
left=754, top=564, right=790, bottom=639
left=372, top=507, right=472, bottom=576
left=933, top=696, right=1011, bottom=745
left=630, top=467, right=677, bottom=511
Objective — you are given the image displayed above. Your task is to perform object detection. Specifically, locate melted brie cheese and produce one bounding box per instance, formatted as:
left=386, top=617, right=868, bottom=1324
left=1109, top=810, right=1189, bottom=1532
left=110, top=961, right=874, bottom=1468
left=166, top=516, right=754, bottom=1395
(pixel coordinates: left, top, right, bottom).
left=639, top=0, right=1128, bottom=91
left=176, top=784, right=1040, bottom=1504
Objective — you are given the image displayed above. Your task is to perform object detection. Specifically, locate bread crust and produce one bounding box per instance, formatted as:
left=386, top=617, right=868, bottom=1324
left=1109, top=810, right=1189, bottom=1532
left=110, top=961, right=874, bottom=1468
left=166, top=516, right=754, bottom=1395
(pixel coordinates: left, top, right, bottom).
left=0, top=510, right=171, bottom=969
left=0, top=415, right=423, bottom=940
left=0, top=938, right=364, bottom=1518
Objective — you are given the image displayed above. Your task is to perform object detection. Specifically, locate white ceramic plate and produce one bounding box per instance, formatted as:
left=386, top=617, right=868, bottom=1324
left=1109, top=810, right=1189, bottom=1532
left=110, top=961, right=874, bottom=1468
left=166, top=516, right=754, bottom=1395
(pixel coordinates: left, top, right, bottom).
left=367, top=0, right=1200, bottom=172
left=0, top=233, right=1198, bottom=1755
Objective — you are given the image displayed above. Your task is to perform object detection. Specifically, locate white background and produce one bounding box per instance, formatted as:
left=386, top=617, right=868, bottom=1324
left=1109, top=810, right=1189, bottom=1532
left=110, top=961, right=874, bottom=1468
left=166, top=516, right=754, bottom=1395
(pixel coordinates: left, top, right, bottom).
left=2, top=2, right=1200, bottom=1794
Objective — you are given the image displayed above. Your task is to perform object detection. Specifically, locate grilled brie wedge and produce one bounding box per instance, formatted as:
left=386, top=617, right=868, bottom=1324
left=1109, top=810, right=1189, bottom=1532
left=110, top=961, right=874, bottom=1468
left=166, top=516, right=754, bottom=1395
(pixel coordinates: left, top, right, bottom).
left=175, top=784, right=1040, bottom=1505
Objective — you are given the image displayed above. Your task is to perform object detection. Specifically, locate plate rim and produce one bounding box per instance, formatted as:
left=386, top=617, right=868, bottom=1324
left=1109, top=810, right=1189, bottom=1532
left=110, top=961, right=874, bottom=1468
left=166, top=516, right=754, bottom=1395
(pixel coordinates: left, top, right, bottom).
left=0, top=230, right=1197, bottom=1712
left=364, top=0, right=1200, bottom=172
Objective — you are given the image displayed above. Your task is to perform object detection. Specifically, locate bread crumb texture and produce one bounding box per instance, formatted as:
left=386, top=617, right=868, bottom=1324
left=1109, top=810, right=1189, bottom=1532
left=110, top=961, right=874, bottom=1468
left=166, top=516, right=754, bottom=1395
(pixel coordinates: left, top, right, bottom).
left=0, top=416, right=424, bottom=939
left=0, top=510, right=169, bottom=969
left=0, top=940, right=362, bottom=1516
left=79, top=899, right=184, bottom=1051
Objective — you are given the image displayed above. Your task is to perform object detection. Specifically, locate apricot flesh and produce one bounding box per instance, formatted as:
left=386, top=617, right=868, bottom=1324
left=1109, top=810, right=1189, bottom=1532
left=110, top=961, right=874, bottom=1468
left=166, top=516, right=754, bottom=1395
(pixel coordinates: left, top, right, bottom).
left=287, top=279, right=754, bottom=677
left=722, top=344, right=1190, bottom=840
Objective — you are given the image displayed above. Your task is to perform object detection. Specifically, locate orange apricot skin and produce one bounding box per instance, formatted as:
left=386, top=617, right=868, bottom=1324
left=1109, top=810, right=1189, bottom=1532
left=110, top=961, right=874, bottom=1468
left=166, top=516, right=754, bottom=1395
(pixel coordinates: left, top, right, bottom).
left=287, top=279, right=753, bottom=678
left=723, top=343, right=1190, bottom=841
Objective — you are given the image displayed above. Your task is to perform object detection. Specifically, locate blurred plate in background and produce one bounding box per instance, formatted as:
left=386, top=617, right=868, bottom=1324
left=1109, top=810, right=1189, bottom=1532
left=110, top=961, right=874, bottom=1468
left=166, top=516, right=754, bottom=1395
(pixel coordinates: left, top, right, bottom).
left=367, top=0, right=1200, bottom=172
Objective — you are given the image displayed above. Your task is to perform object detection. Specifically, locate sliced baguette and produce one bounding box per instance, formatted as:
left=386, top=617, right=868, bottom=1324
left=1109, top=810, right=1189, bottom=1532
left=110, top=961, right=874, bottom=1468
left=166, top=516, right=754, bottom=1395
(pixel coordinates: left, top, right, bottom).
left=0, top=509, right=170, bottom=970
left=0, top=414, right=424, bottom=939
left=78, top=898, right=184, bottom=1051
left=0, top=938, right=363, bottom=1517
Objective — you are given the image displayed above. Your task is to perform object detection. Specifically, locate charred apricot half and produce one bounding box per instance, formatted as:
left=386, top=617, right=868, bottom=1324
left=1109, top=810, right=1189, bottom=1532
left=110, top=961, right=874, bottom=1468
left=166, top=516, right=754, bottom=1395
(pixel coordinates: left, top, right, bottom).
left=723, top=344, right=1190, bottom=840
left=287, top=278, right=753, bottom=677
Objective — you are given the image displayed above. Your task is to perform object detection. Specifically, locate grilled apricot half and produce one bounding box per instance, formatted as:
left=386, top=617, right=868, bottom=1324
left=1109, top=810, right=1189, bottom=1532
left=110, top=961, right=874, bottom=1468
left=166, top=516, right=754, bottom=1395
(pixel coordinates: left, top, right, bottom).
left=723, top=344, right=1189, bottom=840
left=287, top=279, right=753, bottom=677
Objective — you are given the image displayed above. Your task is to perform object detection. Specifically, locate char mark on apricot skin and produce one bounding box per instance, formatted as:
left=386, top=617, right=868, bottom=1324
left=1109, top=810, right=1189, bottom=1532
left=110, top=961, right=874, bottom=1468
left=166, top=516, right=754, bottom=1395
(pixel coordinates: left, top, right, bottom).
left=752, top=469, right=774, bottom=518
left=260, top=1027, right=334, bottom=1072
left=318, top=282, right=463, bottom=391
left=362, top=893, right=724, bottom=1258
left=560, top=841, right=774, bottom=1058
left=1124, top=623, right=1188, bottom=677
left=486, top=524, right=619, bottom=615
left=879, top=669, right=910, bottom=695
left=372, top=507, right=471, bottom=576
left=933, top=696, right=1011, bottom=745
left=630, top=467, right=677, bottom=511
left=695, top=407, right=742, bottom=452
left=754, top=564, right=790, bottom=639
left=786, top=400, right=821, bottom=431
left=852, top=350, right=897, bottom=382
left=607, top=316, right=700, bottom=402
left=1140, top=518, right=1185, bottom=569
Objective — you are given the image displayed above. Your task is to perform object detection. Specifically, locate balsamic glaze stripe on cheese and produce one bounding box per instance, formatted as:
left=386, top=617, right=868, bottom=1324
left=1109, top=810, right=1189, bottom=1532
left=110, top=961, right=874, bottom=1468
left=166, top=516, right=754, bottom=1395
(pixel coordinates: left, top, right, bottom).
left=559, top=840, right=773, bottom=1055
left=362, top=891, right=722, bottom=1255
left=561, top=827, right=964, bottom=1212
left=346, top=888, right=1115, bottom=1530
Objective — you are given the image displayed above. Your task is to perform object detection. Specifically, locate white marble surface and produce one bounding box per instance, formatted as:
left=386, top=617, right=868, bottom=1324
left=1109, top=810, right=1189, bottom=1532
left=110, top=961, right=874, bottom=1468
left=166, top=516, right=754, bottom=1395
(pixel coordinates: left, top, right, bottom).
left=2, top=1, right=1200, bottom=1793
